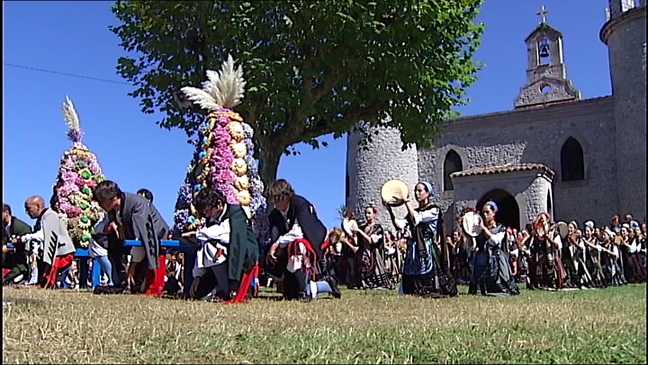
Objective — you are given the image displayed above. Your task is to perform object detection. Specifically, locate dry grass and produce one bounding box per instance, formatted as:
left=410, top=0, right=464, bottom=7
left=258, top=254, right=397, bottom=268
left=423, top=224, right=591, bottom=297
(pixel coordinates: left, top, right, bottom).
left=2, top=284, right=646, bottom=364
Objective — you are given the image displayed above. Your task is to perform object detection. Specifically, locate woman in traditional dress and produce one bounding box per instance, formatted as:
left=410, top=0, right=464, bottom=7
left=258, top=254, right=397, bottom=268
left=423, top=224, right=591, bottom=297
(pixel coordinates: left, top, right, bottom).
left=600, top=229, right=626, bottom=286
left=448, top=230, right=470, bottom=284
left=386, top=181, right=451, bottom=298
left=383, top=231, right=401, bottom=283
left=528, top=213, right=565, bottom=290
left=566, top=221, right=594, bottom=288
left=581, top=221, right=606, bottom=288
left=353, top=205, right=394, bottom=290
left=468, top=201, right=520, bottom=296
left=623, top=227, right=646, bottom=283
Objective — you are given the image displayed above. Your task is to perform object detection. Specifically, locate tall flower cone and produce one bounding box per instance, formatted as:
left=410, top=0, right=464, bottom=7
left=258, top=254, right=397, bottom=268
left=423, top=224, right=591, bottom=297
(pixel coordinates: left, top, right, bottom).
left=173, top=55, right=270, bottom=247
left=52, top=96, right=106, bottom=248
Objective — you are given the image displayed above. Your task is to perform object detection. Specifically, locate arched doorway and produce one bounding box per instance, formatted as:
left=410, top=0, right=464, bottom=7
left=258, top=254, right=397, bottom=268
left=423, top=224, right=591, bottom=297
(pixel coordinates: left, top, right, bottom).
left=476, top=189, right=520, bottom=230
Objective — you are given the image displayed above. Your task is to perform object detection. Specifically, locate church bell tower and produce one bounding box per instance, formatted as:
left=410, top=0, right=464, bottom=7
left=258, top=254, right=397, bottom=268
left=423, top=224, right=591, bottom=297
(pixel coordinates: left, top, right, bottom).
left=514, top=6, right=581, bottom=108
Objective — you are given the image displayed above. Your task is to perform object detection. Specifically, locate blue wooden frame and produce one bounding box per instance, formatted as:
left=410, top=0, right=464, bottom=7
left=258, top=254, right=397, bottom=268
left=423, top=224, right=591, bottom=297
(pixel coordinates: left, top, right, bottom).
left=74, top=240, right=196, bottom=297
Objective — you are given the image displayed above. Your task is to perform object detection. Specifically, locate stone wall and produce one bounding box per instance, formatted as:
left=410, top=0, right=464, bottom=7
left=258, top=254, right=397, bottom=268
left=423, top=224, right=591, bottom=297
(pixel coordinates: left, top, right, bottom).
left=601, top=4, right=647, bottom=221
left=346, top=123, right=420, bottom=229
left=451, top=170, right=553, bottom=230
left=418, top=96, right=618, bottom=228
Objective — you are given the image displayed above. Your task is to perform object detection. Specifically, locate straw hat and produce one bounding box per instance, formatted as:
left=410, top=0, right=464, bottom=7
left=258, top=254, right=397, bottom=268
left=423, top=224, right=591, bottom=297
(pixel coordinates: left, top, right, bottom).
left=380, top=180, right=409, bottom=207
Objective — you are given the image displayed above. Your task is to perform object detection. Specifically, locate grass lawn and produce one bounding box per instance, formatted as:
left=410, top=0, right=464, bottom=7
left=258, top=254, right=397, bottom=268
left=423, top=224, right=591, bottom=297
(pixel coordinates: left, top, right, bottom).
left=2, top=284, right=646, bottom=364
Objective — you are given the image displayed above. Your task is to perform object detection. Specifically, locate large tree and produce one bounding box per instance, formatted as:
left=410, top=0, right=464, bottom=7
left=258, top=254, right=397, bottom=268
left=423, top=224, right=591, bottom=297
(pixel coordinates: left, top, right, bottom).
left=110, top=0, right=484, bottom=184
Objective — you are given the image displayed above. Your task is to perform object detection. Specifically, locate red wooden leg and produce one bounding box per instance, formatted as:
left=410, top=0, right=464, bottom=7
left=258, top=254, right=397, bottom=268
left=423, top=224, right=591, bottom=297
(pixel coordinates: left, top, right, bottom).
left=144, top=252, right=166, bottom=296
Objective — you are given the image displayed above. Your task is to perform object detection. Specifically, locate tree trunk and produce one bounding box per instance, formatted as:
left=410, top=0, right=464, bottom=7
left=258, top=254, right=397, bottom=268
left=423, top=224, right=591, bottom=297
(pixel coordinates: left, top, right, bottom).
left=258, top=146, right=283, bottom=190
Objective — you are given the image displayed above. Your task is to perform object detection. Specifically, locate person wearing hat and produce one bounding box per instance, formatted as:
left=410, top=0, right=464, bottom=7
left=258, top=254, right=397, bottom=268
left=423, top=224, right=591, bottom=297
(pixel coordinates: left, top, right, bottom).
left=466, top=201, right=519, bottom=296
left=599, top=229, right=626, bottom=286
left=385, top=181, right=456, bottom=298
left=623, top=225, right=646, bottom=283
left=581, top=220, right=606, bottom=288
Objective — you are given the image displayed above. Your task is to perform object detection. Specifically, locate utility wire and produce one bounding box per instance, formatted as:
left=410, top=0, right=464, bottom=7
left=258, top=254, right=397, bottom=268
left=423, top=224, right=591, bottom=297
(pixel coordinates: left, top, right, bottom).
left=3, top=63, right=133, bottom=85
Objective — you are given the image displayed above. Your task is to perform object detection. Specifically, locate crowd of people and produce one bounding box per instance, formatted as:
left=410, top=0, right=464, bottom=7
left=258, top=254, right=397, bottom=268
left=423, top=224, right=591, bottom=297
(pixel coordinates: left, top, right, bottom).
left=447, top=213, right=647, bottom=290
left=2, top=178, right=646, bottom=302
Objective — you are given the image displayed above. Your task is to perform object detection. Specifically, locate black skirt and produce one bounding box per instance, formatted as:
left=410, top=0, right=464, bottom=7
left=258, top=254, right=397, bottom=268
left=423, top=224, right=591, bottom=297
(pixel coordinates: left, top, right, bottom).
left=401, top=272, right=437, bottom=296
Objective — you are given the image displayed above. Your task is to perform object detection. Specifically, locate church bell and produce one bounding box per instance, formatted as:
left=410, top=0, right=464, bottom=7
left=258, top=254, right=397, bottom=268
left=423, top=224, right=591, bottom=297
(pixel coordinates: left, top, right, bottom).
left=539, top=45, right=550, bottom=58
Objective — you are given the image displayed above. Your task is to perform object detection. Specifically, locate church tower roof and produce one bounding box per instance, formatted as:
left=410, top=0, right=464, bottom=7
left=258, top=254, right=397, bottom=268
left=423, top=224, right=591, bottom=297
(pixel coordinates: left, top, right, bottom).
left=524, top=22, right=563, bottom=42
left=514, top=6, right=581, bottom=109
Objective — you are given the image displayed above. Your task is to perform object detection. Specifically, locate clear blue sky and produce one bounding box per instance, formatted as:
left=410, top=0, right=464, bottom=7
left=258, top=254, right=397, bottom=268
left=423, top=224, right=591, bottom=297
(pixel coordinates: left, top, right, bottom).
left=3, top=0, right=611, bottom=229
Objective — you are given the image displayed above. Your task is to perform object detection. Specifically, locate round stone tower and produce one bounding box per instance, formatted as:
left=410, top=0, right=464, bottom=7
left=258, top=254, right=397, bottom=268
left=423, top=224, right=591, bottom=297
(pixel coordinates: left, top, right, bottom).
left=601, top=0, right=647, bottom=220
left=346, top=121, right=420, bottom=226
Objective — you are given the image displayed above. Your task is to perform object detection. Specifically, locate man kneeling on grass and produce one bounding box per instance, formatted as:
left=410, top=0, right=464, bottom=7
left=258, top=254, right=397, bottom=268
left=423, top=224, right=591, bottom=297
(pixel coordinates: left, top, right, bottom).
left=184, top=187, right=259, bottom=303
left=15, top=196, right=76, bottom=289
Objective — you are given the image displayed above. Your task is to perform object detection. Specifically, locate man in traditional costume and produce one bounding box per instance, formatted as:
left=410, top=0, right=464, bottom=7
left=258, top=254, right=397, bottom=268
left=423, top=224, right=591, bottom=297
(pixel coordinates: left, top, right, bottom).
left=92, top=180, right=169, bottom=294
left=266, top=179, right=341, bottom=301
left=183, top=187, right=259, bottom=302
left=13, top=196, right=76, bottom=288
left=2, top=204, right=32, bottom=285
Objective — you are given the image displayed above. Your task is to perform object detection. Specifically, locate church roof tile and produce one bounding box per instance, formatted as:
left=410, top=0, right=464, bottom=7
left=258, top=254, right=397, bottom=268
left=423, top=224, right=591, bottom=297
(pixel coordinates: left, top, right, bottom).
left=450, top=163, right=555, bottom=178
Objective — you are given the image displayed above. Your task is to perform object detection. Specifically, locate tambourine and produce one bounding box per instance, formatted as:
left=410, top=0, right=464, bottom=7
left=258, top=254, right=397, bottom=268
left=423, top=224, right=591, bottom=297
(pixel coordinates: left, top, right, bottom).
left=461, top=211, right=482, bottom=237
left=380, top=180, right=409, bottom=207
left=342, top=218, right=359, bottom=236
left=555, top=222, right=569, bottom=240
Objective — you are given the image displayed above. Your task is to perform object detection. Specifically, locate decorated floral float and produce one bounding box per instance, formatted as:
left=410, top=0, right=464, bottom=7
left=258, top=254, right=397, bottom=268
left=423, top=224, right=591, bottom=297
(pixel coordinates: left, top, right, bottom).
left=173, top=55, right=269, bottom=246
left=52, top=97, right=106, bottom=248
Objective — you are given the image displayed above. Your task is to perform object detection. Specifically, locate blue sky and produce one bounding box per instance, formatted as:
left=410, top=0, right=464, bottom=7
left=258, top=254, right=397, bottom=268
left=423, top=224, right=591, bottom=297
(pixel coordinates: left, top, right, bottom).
left=3, top=0, right=611, bottom=229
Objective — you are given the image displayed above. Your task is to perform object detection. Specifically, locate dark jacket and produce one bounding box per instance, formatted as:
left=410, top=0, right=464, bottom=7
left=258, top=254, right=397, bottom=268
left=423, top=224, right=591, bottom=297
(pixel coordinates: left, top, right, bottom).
left=268, top=194, right=327, bottom=257
left=224, top=204, right=259, bottom=281
left=3, top=217, right=32, bottom=268
left=108, top=192, right=170, bottom=269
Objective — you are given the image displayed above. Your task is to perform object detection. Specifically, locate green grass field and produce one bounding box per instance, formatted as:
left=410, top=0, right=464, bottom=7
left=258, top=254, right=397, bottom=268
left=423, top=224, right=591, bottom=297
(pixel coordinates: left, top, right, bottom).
left=2, top=284, right=646, bottom=364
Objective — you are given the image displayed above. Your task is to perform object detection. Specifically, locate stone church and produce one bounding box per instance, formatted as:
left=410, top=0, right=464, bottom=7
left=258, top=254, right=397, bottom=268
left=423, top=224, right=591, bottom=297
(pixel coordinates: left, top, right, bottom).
left=346, top=0, right=646, bottom=231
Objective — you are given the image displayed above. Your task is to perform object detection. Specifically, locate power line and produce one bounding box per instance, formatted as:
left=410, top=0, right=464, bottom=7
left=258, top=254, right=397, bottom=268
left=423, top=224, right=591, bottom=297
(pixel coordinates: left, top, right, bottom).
left=3, top=63, right=133, bottom=85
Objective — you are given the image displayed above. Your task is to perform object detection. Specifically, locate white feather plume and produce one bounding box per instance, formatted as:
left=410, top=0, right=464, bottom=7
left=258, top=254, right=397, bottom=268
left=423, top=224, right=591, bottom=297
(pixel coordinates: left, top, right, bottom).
left=214, top=54, right=246, bottom=108
left=180, top=86, right=222, bottom=111
left=61, top=96, right=80, bottom=132
left=181, top=54, right=246, bottom=111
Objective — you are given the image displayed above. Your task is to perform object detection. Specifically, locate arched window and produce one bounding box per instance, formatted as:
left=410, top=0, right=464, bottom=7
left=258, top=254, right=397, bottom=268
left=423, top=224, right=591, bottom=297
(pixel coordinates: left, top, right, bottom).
left=443, top=150, right=463, bottom=191
left=560, top=137, right=585, bottom=181
left=345, top=171, right=350, bottom=203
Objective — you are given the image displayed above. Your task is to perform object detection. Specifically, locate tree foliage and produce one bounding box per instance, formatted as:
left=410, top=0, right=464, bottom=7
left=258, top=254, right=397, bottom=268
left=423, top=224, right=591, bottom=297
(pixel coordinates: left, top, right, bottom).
left=110, top=0, right=484, bottom=182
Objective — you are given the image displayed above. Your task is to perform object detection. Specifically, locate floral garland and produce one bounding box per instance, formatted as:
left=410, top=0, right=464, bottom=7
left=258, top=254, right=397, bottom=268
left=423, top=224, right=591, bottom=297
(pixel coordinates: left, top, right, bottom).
left=173, top=109, right=270, bottom=245
left=53, top=143, right=105, bottom=247
left=53, top=97, right=106, bottom=248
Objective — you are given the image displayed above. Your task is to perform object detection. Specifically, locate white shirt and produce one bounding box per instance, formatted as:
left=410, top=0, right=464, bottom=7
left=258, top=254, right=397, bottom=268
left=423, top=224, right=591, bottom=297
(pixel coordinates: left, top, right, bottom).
left=275, top=206, right=305, bottom=248
left=192, top=209, right=230, bottom=278
left=394, top=207, right=440, bottom=231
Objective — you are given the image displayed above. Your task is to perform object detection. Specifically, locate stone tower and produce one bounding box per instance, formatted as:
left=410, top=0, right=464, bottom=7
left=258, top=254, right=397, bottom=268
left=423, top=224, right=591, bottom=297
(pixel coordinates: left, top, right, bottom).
left=601, top=0, right=647, bottom=220
left=346, top=121, right=420, bottom=226
left=515, top=6, right=581, bottom=108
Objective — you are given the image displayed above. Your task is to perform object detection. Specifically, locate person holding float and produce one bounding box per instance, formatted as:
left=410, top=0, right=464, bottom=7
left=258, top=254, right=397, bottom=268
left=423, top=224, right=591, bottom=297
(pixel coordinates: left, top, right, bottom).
left=184, top=187, right=259, bottom=303
left=172, top=55, right=269, bottom=303
left=92, top=180, right=170, bottom=294
left=383, top=180, right=457, bottom=298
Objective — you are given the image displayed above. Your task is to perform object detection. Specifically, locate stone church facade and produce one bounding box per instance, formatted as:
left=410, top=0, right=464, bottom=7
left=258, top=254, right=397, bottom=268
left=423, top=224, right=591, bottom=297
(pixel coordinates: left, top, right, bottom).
left=346, top=0, right=646, bottom=231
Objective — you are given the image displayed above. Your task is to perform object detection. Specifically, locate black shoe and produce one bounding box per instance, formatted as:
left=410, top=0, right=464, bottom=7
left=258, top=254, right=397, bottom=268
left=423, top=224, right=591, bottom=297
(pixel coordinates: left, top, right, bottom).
left=297, top=292, right=312, bottom=303
left=326, top=276, right=342, bottom=299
